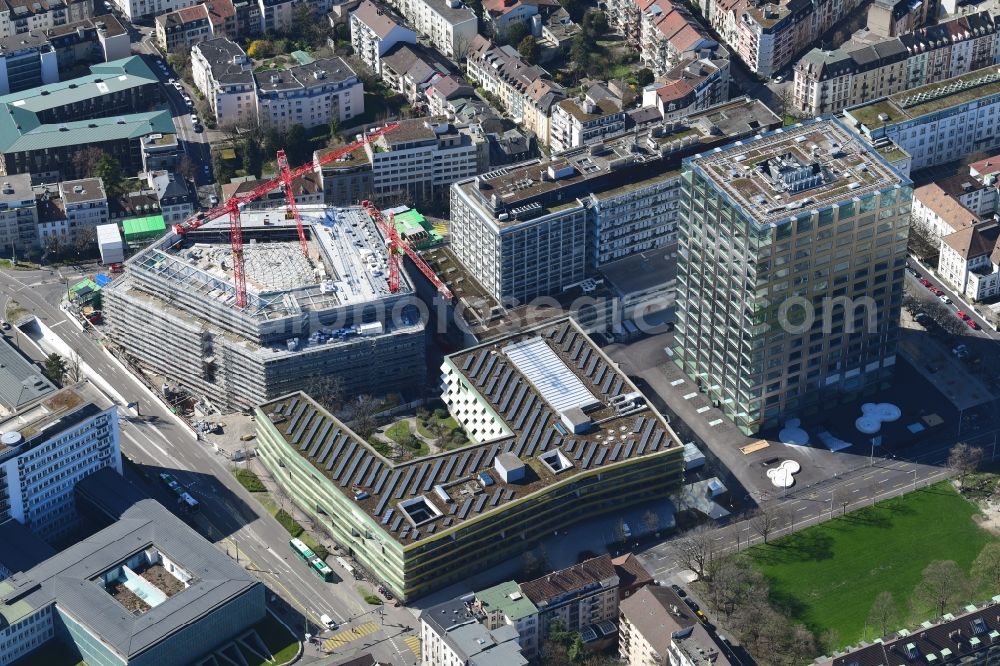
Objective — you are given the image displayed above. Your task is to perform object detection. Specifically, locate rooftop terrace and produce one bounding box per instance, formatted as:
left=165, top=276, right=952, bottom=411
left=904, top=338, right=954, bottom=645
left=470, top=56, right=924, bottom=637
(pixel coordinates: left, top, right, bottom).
left=688, top=119, right=903, bottom=226
left=258, top=318, right=680, bottom=545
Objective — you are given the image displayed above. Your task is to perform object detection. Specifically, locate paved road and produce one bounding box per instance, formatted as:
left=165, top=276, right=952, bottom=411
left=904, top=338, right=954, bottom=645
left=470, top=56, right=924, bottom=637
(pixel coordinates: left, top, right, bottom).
left=906, top=257, right=995, bottom=340
left=0, top=265, right=420, bottom=665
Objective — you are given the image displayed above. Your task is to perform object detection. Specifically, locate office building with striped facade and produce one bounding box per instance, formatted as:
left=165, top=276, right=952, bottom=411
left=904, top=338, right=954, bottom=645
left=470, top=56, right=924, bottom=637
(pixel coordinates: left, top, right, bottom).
left=254, top=317, right=684, bottom=601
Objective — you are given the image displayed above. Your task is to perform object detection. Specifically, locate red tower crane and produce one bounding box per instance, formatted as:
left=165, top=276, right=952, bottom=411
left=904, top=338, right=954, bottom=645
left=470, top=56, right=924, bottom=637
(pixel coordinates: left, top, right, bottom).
left=360, top=200, right=453, bottom=301
left=172, top=122, right=399, bottom=308
left=276, top=148, right=309, bottom=258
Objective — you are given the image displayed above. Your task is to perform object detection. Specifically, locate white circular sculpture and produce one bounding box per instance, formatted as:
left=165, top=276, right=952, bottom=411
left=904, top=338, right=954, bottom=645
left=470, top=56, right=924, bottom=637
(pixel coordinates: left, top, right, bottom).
left=779, top=418, right=809, bottom=446
left=767, top=460, right=801, bottom=488
left=855, top=402, right=902, bottom=434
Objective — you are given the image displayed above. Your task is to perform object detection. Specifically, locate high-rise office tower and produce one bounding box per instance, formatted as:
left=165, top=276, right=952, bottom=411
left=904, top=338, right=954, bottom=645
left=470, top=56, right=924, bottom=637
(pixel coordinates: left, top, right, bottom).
left=673, top=118, right=912, bottom=434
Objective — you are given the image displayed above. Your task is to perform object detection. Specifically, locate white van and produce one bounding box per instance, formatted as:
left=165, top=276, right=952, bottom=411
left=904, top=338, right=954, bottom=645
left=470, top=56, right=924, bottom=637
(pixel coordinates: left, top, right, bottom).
left=320, top=614, right=338, bottom=630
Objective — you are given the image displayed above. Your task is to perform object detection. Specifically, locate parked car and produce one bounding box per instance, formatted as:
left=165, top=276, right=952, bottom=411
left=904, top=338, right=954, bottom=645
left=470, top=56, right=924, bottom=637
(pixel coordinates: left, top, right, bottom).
left=931, top=287, right=944, bottom=296
left=670, top=584, right=687, bottom=598
left=919, top=278, right=932, bottom=287
left=773, top=75, right=784, bottom=83
left=967, top=319, right=980, bottom=330
left=684, top=598, right=700, bottom=612
left=956, top=310, right=969, bottom=320
left=939, top=294, right=951, bottom=304
left=320, top=614, right=338, bottom=630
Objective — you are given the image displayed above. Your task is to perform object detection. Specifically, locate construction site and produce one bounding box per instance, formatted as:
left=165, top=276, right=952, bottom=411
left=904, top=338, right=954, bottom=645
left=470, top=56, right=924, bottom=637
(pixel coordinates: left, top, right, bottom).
left=102, top=205, right=427, bottom=412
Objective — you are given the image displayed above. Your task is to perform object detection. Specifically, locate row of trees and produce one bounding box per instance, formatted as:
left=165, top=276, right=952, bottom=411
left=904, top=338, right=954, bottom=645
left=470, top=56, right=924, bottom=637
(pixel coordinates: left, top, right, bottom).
left=42, top=352, right=81, bottom=386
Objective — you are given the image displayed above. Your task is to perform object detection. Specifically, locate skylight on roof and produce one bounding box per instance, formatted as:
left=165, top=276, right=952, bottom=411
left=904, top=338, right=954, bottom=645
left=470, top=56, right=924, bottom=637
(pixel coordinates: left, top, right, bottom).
left=502, top=336, right=599, bottom=413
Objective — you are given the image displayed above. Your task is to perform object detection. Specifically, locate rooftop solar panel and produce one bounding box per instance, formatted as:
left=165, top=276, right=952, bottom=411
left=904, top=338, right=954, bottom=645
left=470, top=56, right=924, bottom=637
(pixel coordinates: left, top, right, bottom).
left=299, top=414, right=322, bottom=448
left=503, top=337, right=599, bottom=414
left=375, top=492, right=388, bottom=517
left=564, top=439, right=577, bottom=454
left=440, top=455, right=458, bottom=483
left=505, top=490, right=515, bottom=500
left=562, top=331, right=577, bottom=352
left=400, top=529, right=409, bottom=540
left=316, top=439, right=335, bottom=466
left=570, top=339, right=583, bottom=360
left=474, top=494, right=488, bottom=514
left=343, top=450, right=364, bottom=485
left=601, top=372, right=614, bottom=395
left=633, top=416, right=646, bottom=433
left=381, top=508, right=394, bottom=525
left=286, top=398, right=299, bottom=416
left=462, top=355, right=474, bottom=371
left=594, top=447, right=608, bottom=466
left=585, top=355, right=598, bottom=377
left=485, top=444, right=499, bottom=467
left=364, top=462, right=383, bottom=488
left=490, top=488, right=503, bottom=507
left=425, top=459, right=444, bottom=491
left=577, top=347, right=592, bottom=370
left=504, top=385, right=529, bottom=419
left=470, top=352, right=486, bottom=379
left=610, top=377, right=623, bottom=396
left=382, top=470, right=401, bottom=498
left=594, top=364, right=608, bottom=387
left=443, top=517, right=453, bottom=526
left=623, top=440, right=635, bottom=458
left=513, top=395, right=536, bottom=430
left=285, top=404, right=306, bottom=436
left=455, top=451, right=472, bottom=478
left=610, top=443, right=622, bottom=462
left=309, top=421, right=333, bottom=458
left=492, top=367, right=513, bottom=400
left=484, top=376, right=498, bottom=397
left=391, top=515, right=403, bottom=532
left=426, top=523, right=435, bottom=534
left=458, top=498, right=473, bottom=519
left=353, top=455, right=373, bottom=486
left=581, top=446, right=596, bottom=469
left=396, top=466, right=417, bottom=499
left=572, top=440, right=584, bottom=460
left=639, top=421, right=654, bottom=447
left=373, top=468, right=391, bottom=494
left=332, top=442, right=357, bottom=481
left=409, top=463, right=429, bottom=496
left=448, top=503, right=458, bottom=515
left=478, top=354, right=497, bottom=383
left=469, top=448, right=485, bottom=474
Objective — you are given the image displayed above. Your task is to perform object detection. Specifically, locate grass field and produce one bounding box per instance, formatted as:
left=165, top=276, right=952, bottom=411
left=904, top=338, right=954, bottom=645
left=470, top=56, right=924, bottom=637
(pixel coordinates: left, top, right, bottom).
left=750, top=482, right=995, bottom=647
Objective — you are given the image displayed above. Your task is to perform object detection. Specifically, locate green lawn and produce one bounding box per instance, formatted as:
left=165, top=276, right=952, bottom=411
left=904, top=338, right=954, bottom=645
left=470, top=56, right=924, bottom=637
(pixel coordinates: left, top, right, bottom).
left=233, top=468, right=266, bottom=492
left=253, top=613, right=300, bottom=665
left=750, top=483, right=995, bottom=647
left=384, top=421, right=411, bottom=444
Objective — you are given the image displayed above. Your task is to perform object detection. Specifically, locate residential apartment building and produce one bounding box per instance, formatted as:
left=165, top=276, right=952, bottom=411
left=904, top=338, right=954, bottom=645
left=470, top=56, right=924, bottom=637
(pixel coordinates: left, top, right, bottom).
left=389, top=0, right=476, bottom=59
left=639, top=0, right=717, bottom=77
left=255, top=57, right=363, bottom=132
left=472, top=581, right=540, bottom=657
left=350, top=0, right=415, bottom=74
left=447, top=98, right=779, bottom=303
left=259, top=0, right=294, bottom=33
left=673, top=118, right=910, bottom=434
left=255, top=318, right=684, bottom=600
left=817, top=597, right=1000, bottom=665
left=466, top=35, right=558, bottom=129
left=522, top=555, right=620, bottom=636
left=0, top=14, right=128, bottom=95
left=619, top=584, right=732, bottom=666
left=364, top=116, right=483, bottom=205
left=108, top=0, right=199, bottom=22
left=420, top=597, right=528, bottom=666
left=0, top=173, right=35, bottom=255
left=379, top=42, right=448, bottom=104
left=191, top=38, right=257, bottom=128
left=844, top=66, right=1000, bottom=170
left=0, top=383, right=121, bottom=542
left=313, top=145, right=373, bottom=205
left=794, top=12, right=1000, bottom=116
left=938, top=222, right=1000, bottom=302
left=0, top=57, right=173, bottom=181
left=701, top=0, right=865, bottom=77
left=549, top=83, right=629, bottom=154
left=36, top=177, right=110, bottom=246
left=642, top=54, right=730, bottom=119
left=0, top=0, right=90, bottom=40
left=523, top=76, right=563, bottom=146
left=866, top=0, right=930, bottom=39
left=147, top=170, right=192, bottom=223
left=155, top=3, right=213, bottom=51
left=911, top=182, right=978, bottom=240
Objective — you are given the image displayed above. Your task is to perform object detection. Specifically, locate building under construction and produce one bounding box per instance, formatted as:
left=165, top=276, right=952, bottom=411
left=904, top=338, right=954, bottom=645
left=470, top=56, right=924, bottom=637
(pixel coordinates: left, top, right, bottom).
left=102, top=205, right=426, bottom=412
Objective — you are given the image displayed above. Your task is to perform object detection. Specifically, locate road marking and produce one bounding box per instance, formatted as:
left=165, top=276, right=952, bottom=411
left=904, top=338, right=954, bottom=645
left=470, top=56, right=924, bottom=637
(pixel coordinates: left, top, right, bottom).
left=683, top=392, right=698, bottom=400
left=696, top=406, right=711, bottom=414
left=796, top=506, right=808, bottom=512
left=323, top=622, right=379, bottom=650
left=708, top=419, right=723, bottom=427
left=670, top=379, right=685, bottom=386
left=852, top=489, right=860, bottom=493
left=403, top=635, right=421, bottom=658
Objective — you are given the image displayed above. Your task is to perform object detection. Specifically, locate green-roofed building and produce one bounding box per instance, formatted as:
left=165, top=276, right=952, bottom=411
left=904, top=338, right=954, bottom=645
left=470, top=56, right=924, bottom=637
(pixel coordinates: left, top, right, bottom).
left=474, top=580, right=540, bottom=656
left=122, top=214, right=166, bottom=243
left=69, top=278, right=101, bottom=306
left=393, top=208, right=442, bottom=249
left=0, top=57, right=172, bottom=181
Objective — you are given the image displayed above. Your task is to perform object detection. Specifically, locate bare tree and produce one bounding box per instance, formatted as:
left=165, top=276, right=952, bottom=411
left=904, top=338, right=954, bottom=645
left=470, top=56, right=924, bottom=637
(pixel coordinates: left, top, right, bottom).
left=642, top=510, right=660, bottom=536
left=65, top=351, right=82, bottom=384
left=948, top=442, right=983, bottom=489
left=908, top=226, right=941, bottom=263
left=350, top=394, right=380, bottom=439
left=305, top=374, right=344, bottom=413
left=176, top=156, right=198, bottom=183
left=914, top=560, right=969, bottom=617
left=612, top=517, right=628, bottom=543
left=71, top=146, right=105, bottom=178
left=73, top=225, right=96, bottom=255
left=972, top=542, right=1000, bottom=594
left=867, top=591, right=897, bottom=638
left=705, top=555, right=769, bottom=618
left=670, top=524, right=717, bottom=580
left=748, top=505, right=789, bottom=544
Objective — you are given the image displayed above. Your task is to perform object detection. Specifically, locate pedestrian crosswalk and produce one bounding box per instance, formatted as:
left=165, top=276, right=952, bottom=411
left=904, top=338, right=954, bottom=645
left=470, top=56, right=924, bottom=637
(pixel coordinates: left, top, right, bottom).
left=322, top=622, right=379, bottom=650
left=403, top=634, right=421, bottom=658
